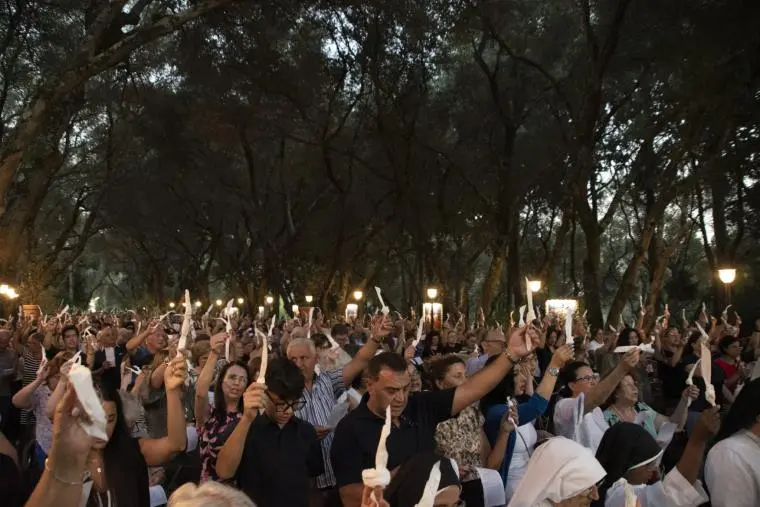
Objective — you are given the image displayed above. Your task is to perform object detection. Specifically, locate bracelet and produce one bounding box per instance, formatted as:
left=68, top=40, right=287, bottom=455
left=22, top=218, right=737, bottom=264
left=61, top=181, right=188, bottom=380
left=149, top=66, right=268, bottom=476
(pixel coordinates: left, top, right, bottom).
left=505, top=351, right=521, bottom=364
left=44, top=458, right=84, bottom=486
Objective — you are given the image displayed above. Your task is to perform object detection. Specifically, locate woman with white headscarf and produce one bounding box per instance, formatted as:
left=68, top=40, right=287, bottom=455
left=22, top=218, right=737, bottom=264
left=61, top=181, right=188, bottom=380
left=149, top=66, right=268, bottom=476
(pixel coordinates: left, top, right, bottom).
left=508, top=437, right=606, bottom=507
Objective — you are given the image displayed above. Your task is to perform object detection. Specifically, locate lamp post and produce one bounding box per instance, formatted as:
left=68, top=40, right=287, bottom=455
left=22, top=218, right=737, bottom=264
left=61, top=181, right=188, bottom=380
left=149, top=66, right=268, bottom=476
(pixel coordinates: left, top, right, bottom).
left=215, top=299, right=223, bottom=306
left=426, top=287, right=438, bottom=300
left=305, top=295, right=313, bottom=304
left=718, top=268, right=737, bottom=307
left=527, top=280, right=542, bottom=293
left=265, top=295, right=274, bottom=305
left=169, top=302, right=176, bottom=309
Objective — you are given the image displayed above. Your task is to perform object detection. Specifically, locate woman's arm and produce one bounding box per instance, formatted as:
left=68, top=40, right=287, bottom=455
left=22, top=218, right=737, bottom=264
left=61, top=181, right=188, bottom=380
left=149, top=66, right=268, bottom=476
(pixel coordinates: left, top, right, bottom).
left=535, top=345, right=572, bottom=400
left=194, top=342, right=222, bottom=427
left=12, top=374, right=43, bottom=409
left=46, top=377, right=66, bottom=421
left=216, top=382, right=264, bottom=479
left=139, top=357, right=188, bottom=466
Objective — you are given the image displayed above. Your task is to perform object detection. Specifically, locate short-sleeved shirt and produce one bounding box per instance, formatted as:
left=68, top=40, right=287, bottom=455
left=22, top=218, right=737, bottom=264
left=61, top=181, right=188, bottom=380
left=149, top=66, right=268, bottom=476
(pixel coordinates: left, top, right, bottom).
left=20, top=350, right=41, bottom=425
left=435, top=405, right=484, bottom=481
left=198, top=411, right=241, bottom=484
left=603, top=402, right=658, bottom=438
left=331, top=388, right=456, bottom=488
left=30, top=385, right=53, bottom=452
left=238, top=414, right=323, bottom=507
left=553, top=396, right=608, bottom=453
left=657, top=349, right=687, bottom=400
left=294, top=368, right=346, bottom=489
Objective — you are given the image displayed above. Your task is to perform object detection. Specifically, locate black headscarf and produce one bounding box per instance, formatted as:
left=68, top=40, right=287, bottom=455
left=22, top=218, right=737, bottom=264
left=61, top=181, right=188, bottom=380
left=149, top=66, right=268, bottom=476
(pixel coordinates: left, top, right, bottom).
left=593, top=422, right=662, bottom=507
left=384, top=453, right=460, bottom=507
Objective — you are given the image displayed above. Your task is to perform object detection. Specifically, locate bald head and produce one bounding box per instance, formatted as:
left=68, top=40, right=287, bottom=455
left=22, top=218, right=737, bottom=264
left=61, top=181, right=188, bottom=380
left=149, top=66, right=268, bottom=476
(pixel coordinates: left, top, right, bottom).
left=482, top=328, right=507, bottom=356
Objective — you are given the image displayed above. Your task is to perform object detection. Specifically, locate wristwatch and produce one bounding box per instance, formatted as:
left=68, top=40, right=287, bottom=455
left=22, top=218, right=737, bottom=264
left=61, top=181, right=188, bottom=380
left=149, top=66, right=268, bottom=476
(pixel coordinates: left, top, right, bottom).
left=547, top=367, right=560, bottom=377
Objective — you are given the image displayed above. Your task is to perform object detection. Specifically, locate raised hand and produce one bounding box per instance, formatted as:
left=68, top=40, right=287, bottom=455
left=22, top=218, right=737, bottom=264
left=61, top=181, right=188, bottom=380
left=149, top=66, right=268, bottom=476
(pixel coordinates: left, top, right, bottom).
left=622, top=348, right=641, bottom=370
left=242, top=382, right=267, bottom=421
left=164, top=355, right=188, bottom=391
left=507, top=326, right=541, bottom=359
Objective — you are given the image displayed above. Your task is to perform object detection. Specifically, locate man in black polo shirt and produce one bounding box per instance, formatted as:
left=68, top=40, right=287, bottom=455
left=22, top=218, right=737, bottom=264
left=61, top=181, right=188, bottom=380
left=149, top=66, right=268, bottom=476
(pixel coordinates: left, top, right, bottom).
left=216, top=357, right=323, bottom=507
left=331, top=326, right=539, bottom=506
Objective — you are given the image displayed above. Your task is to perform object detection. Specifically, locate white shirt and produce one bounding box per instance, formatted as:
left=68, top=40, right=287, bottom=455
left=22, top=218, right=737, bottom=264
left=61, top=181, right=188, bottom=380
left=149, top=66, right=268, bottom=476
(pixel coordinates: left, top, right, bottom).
left=553, top=395, right=609, bottom=453
left=705, top=430, right=760, bottom=507
left=606, top=468, right=708, bottom=507
left=506, top=423, right=538, bottom=501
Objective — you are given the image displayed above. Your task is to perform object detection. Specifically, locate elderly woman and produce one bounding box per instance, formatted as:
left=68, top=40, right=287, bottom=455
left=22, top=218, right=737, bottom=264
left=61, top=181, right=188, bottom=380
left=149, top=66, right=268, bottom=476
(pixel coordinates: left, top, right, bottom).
left=602, top=374, right=696, bottom=440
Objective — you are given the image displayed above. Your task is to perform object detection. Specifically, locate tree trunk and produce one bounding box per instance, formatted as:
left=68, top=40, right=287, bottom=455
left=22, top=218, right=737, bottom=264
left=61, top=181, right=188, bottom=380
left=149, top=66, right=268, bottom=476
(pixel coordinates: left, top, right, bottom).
left=481, top=243, right=506, bottom=317
left=582, top=226, right=604, bottom=330
left=606, top=225, right=655, bottom=326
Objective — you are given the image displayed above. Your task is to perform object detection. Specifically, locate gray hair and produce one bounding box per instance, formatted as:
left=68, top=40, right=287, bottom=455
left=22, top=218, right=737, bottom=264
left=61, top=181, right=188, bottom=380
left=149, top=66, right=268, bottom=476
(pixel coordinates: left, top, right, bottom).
left=169, top=482, right=256, bottom=507
left=287, top=337, right=316, bottom=356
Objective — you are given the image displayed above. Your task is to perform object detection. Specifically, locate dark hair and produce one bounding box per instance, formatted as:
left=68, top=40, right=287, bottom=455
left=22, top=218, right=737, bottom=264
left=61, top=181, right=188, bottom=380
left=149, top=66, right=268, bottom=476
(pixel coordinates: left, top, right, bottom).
left=559, top=361, right=587, bottom=386
left=429, top=356, right=465, bottom=390
left=266, top=357, right=305, bottom=401
left=421, top=330, right=441, bottom=358
left=28, top=331, right=44, bottom=343
left=367, top=352, right=407, bottom=380
left=96, top=379, right=149, bottom=507
left=718, top=335, right=740, bottom=354
left=479, top=355, right=516, bottom=414
left=61, top=325, right=79, bottom=337
left=212, top=361, right=250, bottom=421
left=311, top=333, right=331, bottom=350
left=714, top=377, right=760, bottom=444
left=617, top=327, right=640, bottom=347
left=686, top=332, right=701, bottom=352
left=331, top=323, right=349, bottom=336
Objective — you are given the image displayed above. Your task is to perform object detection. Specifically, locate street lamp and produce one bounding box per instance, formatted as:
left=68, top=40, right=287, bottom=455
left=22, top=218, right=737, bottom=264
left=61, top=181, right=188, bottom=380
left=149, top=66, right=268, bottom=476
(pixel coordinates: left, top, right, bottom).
left=215, top=299, right=223, bottom=306
left=258, top=305, right=265, bottom=315
left=0, top=284, right=18, bottom=299
left=718, top=268, right=737, bottom=306
left=237, top=297, right=244, bottom=305
left=194, top=301, right=202, bottom=308
left=527, top=280, right=542, bottom=293
left=265, top=295, right=274, bottom=305
left=718, top=268, right=736, bottom=284
left=353, top=290, right=363, bottom=301
left=426, top=287, right=438, bottom=300
left=169, top=302, right=176, bottom=309
left=305, top=295, right=313, bottom=304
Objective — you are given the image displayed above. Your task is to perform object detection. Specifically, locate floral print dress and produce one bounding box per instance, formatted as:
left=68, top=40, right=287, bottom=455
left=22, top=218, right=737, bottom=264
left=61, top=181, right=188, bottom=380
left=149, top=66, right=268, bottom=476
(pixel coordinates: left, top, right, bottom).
left=198, top=411, right=242, bottom=484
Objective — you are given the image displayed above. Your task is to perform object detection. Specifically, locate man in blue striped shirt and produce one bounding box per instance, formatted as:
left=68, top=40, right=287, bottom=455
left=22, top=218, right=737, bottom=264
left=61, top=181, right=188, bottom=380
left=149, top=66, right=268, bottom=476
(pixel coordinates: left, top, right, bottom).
left=288, top=316, right=390, bottom=506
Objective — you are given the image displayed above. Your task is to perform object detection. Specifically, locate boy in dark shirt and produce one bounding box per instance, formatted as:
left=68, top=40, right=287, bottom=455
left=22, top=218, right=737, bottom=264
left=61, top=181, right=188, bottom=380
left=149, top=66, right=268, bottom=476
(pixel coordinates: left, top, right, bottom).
left=216, top=357, right=323, bottom=507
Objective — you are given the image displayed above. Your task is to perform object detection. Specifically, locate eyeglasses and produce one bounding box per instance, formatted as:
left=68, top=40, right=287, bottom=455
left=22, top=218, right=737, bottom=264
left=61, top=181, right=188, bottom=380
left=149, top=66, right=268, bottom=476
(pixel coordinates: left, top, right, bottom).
left=273, top=398, right=306, bottom=412
left=574, top=373, right=600, bottom=383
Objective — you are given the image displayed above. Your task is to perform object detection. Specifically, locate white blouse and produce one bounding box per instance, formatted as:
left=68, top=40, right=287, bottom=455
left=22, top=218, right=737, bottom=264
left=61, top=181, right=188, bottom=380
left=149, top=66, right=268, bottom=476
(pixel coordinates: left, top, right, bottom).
left=705, top=430, right=760, bottom=507
left=605, top=467, right=708, bottom=507
left=505, top=423, right=538, bottom=501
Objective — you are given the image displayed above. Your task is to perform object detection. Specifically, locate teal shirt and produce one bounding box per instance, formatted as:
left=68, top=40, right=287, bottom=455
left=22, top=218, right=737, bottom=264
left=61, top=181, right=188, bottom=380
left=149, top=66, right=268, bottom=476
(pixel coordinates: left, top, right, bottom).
left=603, top=402, right=658, bottom=438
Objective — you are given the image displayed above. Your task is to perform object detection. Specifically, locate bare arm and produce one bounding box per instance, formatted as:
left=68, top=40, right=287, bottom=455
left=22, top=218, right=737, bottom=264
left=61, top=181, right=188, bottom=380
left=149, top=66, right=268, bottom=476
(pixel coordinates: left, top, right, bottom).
left=126, top=326, right=151, bottom=353
left=138, top=358, right=187, bottom=466
left=484, top=426, right=511, bottom=470
left=339, top=484, right=364, bottom=507
left=150, top=362, right=167, bottom=389
left=12, top=376, right=43, bottom=409
left=195, top=345, right=222, bottom=427
left=216, top=416, right=253, bottom=479
left=535, top=345, right=573, bottom=400
left=341, top=336, right=382, bottom=387
left=453, top=352, right=517, bottom=415
left=583, top=352, right=638, bottom=413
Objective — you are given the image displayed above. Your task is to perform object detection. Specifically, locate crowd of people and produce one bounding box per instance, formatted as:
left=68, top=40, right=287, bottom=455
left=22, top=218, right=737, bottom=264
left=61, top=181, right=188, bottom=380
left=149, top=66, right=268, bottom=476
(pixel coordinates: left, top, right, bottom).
left=0, top=300, right=757, bottom=507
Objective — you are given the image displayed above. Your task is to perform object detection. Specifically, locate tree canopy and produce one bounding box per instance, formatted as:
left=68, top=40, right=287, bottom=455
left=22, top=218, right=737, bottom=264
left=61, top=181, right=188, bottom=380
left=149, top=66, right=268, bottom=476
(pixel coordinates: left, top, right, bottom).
left=1, top=0, right=759, bottom=328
